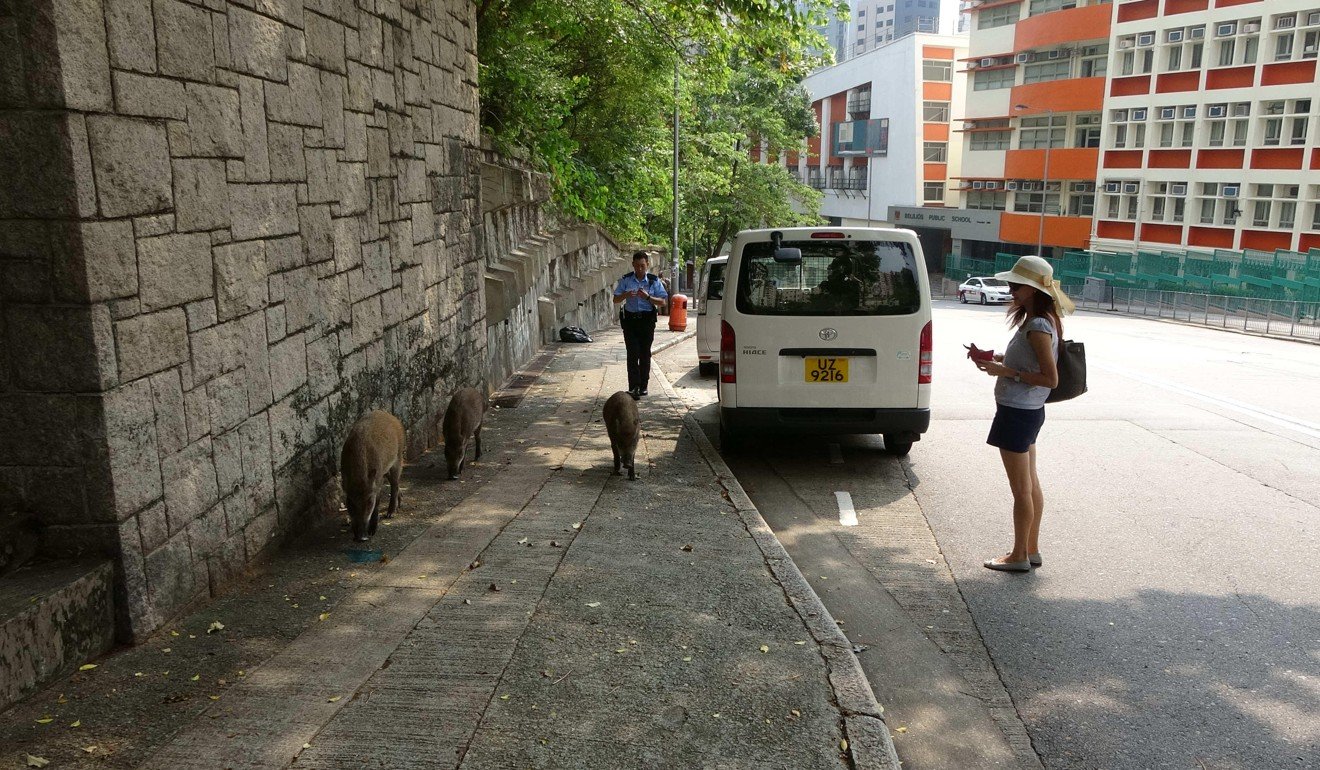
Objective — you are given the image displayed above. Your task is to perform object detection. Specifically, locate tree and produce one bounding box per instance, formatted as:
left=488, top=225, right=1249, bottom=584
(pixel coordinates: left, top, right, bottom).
left=477, top=0, right=843, bottom=243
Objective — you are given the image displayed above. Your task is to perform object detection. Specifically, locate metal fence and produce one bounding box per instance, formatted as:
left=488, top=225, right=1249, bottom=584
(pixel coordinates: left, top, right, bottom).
left=1064, top=286, right=1320, bottom=342
left=939, top=278, right=1320, bottom=342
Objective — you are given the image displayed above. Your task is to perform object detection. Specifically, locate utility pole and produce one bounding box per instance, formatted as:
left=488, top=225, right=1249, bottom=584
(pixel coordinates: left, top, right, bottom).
left=672, top=60, right=681, bottom=291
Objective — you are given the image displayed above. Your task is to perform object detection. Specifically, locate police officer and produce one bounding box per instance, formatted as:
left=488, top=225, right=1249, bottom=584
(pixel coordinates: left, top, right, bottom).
left=613, top=251, right=668, bottom=399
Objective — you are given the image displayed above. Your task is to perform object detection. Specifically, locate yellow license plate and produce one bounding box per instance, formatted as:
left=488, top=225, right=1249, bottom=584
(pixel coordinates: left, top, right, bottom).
left=805, top=357, right=848, bottom=383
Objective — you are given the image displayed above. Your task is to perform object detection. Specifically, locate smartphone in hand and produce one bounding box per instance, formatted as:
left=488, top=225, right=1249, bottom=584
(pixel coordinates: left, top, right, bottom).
left=964, top=343, right=995, bottom=362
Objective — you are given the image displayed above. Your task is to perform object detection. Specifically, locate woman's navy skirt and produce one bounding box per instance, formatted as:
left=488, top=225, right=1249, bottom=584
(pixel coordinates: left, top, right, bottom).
left=987, top=404, right=1045, bottom=453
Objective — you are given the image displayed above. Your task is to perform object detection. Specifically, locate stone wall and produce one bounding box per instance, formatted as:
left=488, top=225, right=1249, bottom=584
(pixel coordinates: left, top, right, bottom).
left=478, top=147, right=625, bottom=388
left=0, top=0, right=484, bottom=640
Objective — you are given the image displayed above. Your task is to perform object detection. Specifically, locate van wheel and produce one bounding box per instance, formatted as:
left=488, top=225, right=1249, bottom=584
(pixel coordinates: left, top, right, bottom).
left=884, top=435, right=913, bottom=457
left=698, top=361, right=717, bottom=376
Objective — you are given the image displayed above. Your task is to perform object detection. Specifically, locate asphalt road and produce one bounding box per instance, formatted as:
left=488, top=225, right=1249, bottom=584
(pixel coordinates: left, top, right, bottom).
left=655, top=301, right=1320, bottom=770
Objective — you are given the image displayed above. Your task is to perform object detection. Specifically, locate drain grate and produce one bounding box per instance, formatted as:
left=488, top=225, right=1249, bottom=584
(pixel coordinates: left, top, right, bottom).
left=489, top=348, right=557, bottom=408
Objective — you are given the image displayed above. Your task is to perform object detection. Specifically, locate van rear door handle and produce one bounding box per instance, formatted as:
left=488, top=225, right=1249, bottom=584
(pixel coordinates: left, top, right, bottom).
left=779, top=348, right=877, bottom=357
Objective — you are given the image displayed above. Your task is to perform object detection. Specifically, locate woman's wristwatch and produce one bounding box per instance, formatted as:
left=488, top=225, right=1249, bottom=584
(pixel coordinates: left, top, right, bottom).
left=1012, top=371, right=1023, bottom=383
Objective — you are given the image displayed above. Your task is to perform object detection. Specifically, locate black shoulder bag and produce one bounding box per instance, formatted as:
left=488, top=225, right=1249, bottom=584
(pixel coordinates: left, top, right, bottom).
left=1046, top=338, right=1087, bottom=403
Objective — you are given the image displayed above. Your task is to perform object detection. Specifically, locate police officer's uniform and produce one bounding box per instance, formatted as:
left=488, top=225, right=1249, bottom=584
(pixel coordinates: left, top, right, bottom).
left=613, top=270, right=668, bottom=396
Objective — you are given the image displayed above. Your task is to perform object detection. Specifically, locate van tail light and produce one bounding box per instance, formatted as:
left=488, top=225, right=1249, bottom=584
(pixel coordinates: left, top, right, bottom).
left=720, top=321, right=736, bottom=383
left=918, top=321, right=933, bottom=384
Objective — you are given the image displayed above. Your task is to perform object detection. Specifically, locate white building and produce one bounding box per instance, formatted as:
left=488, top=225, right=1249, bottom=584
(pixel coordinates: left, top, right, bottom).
left=795, top=32, right=970, bottom=265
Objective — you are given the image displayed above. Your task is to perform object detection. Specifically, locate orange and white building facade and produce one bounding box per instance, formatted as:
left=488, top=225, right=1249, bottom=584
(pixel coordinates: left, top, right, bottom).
left=1095, top=0, right=1320, bottom=254
left=954, top=0, right=1113, bottom=259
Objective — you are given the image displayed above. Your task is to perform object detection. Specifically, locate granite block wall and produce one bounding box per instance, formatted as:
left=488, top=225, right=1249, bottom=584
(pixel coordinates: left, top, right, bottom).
left=0, top=0, right=485, bottom=639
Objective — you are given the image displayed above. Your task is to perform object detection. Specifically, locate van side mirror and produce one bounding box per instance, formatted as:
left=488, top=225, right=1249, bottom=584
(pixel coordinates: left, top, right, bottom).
left=773, top=247, right=802, bottom=264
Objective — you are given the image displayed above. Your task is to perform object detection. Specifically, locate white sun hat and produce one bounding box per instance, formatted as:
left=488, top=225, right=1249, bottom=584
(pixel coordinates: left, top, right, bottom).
left=994, top=255, right=1076, bottom=316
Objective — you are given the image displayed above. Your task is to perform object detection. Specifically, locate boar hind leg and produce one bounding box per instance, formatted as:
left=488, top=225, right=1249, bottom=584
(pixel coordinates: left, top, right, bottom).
left=626, top=453, right=637, bottom=481
left=611, top=441, right=622, bottom=475
left=366, top=490, right=381, bottom=536
left=474, top=427, right=482, bottom=461
left=385, top=463, right=402, bottom=518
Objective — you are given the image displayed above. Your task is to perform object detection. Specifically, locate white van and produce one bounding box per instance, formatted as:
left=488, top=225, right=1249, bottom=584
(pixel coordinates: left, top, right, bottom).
left=694, top=255, right=728, bottom=376
left=716, top=227, right=932, bottom=455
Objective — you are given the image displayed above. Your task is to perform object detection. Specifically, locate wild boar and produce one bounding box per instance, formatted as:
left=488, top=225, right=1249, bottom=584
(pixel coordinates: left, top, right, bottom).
left=340, top=410, right=405, bottom=542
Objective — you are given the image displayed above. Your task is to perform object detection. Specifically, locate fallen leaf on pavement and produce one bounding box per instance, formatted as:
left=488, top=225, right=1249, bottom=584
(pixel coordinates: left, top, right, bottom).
left=840, top=739, right=849, bottom=751
left=680, top=544, right=693, bottom=552
left=571, top=522, right=582, bottom=530
left=585, top=602, right=600, bottom=608
left=170, top=630, right=180, bottom=637
left=56, top=694, right=67, bottom=704
left=517, top=537, right=528, bottom=544
left=35, top=716, right=53, bottom=724
left=207, top=621, right=224, bottom=634
left=469, top=560, right=482, bottom=569
left=209, top=695, right=220, bottom=700
left=83, top=746, right=97, bottom=753
left=327, top=696, right=341, bottom=703
left=191, top=674, right=200, bottom=681
left=319, top=612, right=331, bottom=622
left=499, top=694, right=510, bottom=700
left=682, top=656, right=692, bottom=662
left=303, top=743, right=311, bottom=749
left=794, top=640, right=806, bottom=645
left=135, top=672, right=143, bottom=677
left=25, top=756, right=49, bottom=768
left=69, top=720, right=81, bottom=727
left=162, top=648, right=172, bottom=653
left=462, top=599, right=471, bottom=605
left=759, top=645, right=770, bottom=653
left=79, top=663, right=97, bottom=671
left=791, top=709, right=801, bottom=717
left=895, top=726, right=908, bottom=733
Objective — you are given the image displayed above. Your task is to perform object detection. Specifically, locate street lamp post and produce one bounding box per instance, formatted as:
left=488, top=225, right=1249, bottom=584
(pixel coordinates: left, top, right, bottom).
left=1015, top=104, right=1053, bottom=258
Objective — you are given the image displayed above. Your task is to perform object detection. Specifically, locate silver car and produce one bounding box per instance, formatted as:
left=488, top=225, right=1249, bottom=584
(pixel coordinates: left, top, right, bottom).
left=958, top=276, right=1011, bottom=304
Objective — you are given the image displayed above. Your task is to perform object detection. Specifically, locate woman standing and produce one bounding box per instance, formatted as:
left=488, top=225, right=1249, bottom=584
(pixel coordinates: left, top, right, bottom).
left=973, top=256, right=1075, bottom=573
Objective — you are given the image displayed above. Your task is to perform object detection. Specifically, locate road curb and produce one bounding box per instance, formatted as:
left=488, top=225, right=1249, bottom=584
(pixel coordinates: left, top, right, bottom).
left=651, top=328, right=696, bottom=356
left=652, top=359, right=902, bottom=770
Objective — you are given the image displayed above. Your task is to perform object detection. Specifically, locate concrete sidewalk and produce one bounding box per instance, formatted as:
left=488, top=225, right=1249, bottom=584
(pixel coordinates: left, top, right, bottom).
left=1, top=329, right=897, bottom=769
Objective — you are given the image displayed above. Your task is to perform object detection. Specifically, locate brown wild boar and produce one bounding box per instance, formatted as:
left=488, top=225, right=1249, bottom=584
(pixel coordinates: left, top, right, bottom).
left=340, top=410, right=406, bottom=542
left=603, top=390, right=640, bottom=480
left=443, top=387, right=486, bottom=479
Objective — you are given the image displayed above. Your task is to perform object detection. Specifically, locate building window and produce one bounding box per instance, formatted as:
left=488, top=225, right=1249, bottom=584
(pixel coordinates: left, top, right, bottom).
left=1195, top=182, right=1240, bottom=226
left=1074, top=113, right=1102, bottom=147
left=923, top=59, right=952, bottom=81
left=1155, top=106, right=1197, bottom=148
left=1249, top=184, right=1300, bottom=228
left=1068, top=182, right=1096, bottom=217
left=970, top=130, right=1012, bottom=151
left=1013, top=184, right=1062, bottom=214
left=1203, top=102, right=1251, bottom=147
left=1022, top=60, right=1070, bottom=84
left=1215, top=20, right=1261, bottom=67
left=978, top=3, right=1019, bottom=29
left=923, top=142, right=948, bottom=162
left=1101, top=181, right=1142, bottom=221
left=1118, top=38, right=1156, bottom=76
left=973, top=67, right=1015, bottom=91
left=923, top=182, right=945, bottom=202
left=1147, top=182, right=1189, bottom=223
left=1019, top=115, right=1065, bottom=149
left=1110, top=109, right=1148, bottom=149
left=1028, top=0, right=1077, bottom=16
left=1079, top=45, right=1109, bottom=77
left=1260, top=99, right=1311, bottom=146
left=923, top=101, right=950, bottom=122
left=966, top=190, right=1007, bottom=210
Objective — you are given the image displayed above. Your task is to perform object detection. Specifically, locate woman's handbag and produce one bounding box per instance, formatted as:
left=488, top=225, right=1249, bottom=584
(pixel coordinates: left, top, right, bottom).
left=1046, top=339, right=1087, bottom=403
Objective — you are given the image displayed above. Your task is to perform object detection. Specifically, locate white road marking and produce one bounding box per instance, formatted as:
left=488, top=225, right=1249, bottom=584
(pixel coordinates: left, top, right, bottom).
left=828, top=443, right=844, bottom=465
left=1100, top=363, right=1320, bottom=440
left=835, top=491, right=858, bottom=527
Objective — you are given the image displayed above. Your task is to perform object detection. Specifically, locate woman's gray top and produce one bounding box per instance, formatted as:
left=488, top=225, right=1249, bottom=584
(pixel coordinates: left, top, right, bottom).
left=995, top=316, right=1058, bottom=409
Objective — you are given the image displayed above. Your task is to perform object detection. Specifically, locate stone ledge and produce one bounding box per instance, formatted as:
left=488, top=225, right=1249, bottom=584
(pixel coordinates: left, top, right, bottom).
left=0, top=559, right=115, bottom=712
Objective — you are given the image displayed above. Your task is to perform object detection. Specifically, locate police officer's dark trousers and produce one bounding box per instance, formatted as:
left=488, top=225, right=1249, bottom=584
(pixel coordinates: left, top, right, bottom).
left=620, top=310, right=658, bottom=391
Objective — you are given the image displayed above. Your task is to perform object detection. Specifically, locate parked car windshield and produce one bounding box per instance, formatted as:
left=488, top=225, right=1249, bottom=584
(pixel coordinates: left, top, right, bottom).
left=981, top=278, right=1008, bottom=287
left=735, top=239, right=921, bottom=316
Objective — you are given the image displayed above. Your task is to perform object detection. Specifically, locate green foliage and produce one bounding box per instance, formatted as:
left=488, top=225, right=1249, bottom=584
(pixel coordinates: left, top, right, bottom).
left=478, top=0, right=840, bottom=249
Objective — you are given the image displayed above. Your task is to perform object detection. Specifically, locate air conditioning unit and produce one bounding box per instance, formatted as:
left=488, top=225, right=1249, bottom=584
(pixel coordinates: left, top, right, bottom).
left=1015, top=52, right=1032, bottom=63
left=1118, top=38, right=1134, bottom=49
left=1137, top=33, right=1155, bottom=46
left=981, top=57, right=995, bottom=67
left=1167, top=29, right=1184, bottom=43
left=1181, top=106, right=1196, bottom=119
left=1190, top=26, right=1205, bottom=40
left=1276, top=16, right=1297, bottom=30
left=1243, top=21, right=1260, bottom=33
left=1160, top=107, right=1176, bottom=120
left=1005, top=181, right=1020, bottom=191
left=985, top=181, right=1000, bottom=189
left=1217, top=22, right=1237, bottom=36
left=1104, top=182, right=1121, bottom=194
left=1233, top=103, right=1251, bottom=116
left=1048, top=49, right=1064, bottom=59
left=1222, top=184, right=1240, bottom=198
left=972, top=180, right=985, bottom=189
left=1208, top=104, right=1227, bottom=118
left=1171, top=183, right=1187, bottom=196
left=1123, top=182, right=1140, bottom=194
left=1132, top=108, right=1148, bottom=121
left=1308, top=11, right=1320, bottom=26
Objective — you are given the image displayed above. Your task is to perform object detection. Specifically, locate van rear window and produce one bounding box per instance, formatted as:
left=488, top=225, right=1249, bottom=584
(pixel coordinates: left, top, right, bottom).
left=734, top=240, right=921, bottom=316
left=706, top=263, right=726, bottom=300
